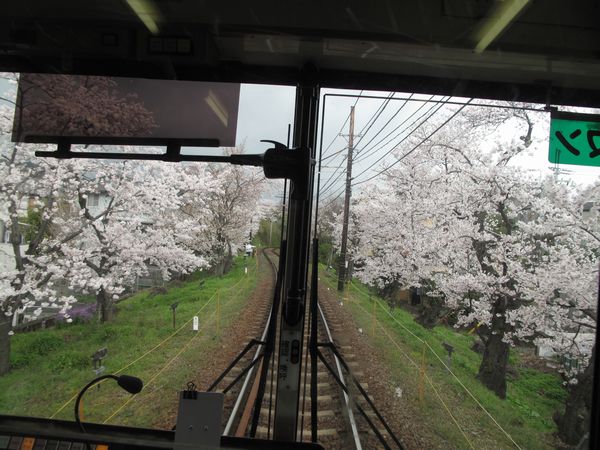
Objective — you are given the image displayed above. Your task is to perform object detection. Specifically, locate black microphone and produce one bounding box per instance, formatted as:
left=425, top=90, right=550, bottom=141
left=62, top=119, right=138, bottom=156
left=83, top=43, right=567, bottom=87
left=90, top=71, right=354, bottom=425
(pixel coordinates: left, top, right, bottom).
left=74, top=374, right=143, bottom=449
left=116, top=374, right=143, bottom=394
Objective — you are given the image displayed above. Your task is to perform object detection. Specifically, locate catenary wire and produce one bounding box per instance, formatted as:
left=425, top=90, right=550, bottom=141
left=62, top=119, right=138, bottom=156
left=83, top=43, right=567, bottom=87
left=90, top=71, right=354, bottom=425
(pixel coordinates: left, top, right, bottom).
left=352, top=100, right=472, bottom=186
left=352, top=98, right=460, bottom=186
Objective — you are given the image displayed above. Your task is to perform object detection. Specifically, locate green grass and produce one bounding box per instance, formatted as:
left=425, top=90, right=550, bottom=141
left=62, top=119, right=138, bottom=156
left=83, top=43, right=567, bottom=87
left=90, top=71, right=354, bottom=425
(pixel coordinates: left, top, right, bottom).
left=0, top=256, right=261, bottom=428
left=322, top=268, right=565, bottom=450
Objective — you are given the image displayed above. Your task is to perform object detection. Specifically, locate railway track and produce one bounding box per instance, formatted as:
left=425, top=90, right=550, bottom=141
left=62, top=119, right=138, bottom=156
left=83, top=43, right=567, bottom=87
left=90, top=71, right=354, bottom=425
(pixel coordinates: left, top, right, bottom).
left=211, top=248, right=400, bottom=449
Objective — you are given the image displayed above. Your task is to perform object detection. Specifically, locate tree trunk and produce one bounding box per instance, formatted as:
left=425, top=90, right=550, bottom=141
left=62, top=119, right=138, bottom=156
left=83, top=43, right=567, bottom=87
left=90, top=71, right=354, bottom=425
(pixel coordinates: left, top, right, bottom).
left=477, top=300, right=510, bottom=398
left=554, top=346, right=595, bottom=446
left=0, top=317, right=11, bottom=375
left=9, top=202, right=24, bottom=273
left=478, top=332, right=510, bottom=398
left=212, top=242, right=226, bottom=277
left=223, top=242, right=234, bottom=274
left=416, top=295, right=444, bottom=328
left=96, top=289, right=113, bottom=322
left=213, top=257, right=225, bottom=277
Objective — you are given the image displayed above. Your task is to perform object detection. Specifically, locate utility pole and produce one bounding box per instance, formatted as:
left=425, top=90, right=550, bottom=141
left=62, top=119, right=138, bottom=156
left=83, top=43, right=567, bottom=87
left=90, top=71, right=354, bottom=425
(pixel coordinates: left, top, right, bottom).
left=337, top=106, right=355, bottom=291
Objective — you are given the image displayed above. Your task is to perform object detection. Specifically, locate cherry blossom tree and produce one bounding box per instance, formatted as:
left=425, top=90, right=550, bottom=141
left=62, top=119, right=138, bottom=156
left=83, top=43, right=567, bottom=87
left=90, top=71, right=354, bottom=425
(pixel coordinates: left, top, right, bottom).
left=181, top=153, right=264, bottom=276
left=0, top=73, right=247, bottom=374
left=1, top=72, right=161, bottom=374
left=544, top=181, right=600, bottom=445
left=0, top=141, right=214, bottom=371
left=350, top=105, right=599, bottom=400
left=316, top=198, right=343, bottom=266
left=51, top=159, right=212, bottom=321
left=1, top=73, right=78, bottom=375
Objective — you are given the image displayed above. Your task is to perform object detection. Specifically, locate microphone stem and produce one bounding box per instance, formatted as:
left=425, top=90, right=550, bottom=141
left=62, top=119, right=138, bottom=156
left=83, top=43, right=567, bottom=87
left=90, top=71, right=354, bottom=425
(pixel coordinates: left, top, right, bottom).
left=74, top=374, right=118, bottom=449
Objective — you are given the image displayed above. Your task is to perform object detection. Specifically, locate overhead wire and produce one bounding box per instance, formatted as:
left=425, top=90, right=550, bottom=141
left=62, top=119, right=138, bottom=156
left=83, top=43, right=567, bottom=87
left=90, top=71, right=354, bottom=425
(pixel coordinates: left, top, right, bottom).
left=319, top=91, right=394, bottom=197
left=320, top=90, right=364, bottom=157
left=350, top=91, right=395, bottom=153
left=352, top=93, right=414, bottom=161
left=321, top=93, right=437, bottom=198
left=318, top=154, right=347, bottom=196
left=320, top=145, right=353, bottom=163
left=353, top=95, right=438, bottom=164
left=316, top=91, right=366, bottom=197
left=319, top=188, right=345, bottom=210
left=324, top=92, right=545, bottom=112
left=351, top=100, right=446, bottom=183
left=351, top=98, right=466, bottom=186
left=318, top=95, right=464, bottom=209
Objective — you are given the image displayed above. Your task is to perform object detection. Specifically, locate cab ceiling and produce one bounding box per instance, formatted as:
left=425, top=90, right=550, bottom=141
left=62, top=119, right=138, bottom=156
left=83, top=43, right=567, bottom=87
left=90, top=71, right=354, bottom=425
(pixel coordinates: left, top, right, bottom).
left=1, top=0, right=599, bottom=106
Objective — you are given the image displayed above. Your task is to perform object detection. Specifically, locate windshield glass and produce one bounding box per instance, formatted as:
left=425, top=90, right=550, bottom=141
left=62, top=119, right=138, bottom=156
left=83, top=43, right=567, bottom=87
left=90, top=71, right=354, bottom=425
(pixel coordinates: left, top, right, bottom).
left=0, top=50, right=599, bottom=450
left=0, top=76, right=294, bottom=429
left=314, top=90, right=599, bottom=449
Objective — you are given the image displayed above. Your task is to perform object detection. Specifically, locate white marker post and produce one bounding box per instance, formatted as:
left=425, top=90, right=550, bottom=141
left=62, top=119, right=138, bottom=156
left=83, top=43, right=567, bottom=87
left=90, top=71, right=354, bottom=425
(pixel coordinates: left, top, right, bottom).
left=193, top=316, right=199, bottom=331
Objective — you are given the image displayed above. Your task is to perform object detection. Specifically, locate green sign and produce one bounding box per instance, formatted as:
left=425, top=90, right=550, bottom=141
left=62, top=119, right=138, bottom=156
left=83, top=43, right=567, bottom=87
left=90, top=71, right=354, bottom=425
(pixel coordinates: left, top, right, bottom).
left=549, top=111, right=600, bottom=167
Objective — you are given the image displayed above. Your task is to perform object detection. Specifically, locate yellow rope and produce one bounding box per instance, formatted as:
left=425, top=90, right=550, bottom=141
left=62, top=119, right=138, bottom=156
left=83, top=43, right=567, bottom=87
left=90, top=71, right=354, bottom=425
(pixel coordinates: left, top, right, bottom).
left=102, top=267, right=258, bottom=423
left=348, top=280, right=522, bottom=450
left=353, top=299, right=476, bottom=449
left=102, top=307, right=218, bottom=423
left=50, top=270, right=250, bottom=419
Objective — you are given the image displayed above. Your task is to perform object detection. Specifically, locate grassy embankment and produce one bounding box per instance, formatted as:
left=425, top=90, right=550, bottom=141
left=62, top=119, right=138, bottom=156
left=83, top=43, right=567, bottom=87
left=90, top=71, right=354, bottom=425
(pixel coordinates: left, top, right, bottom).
left=320, top=267, right=566, bottom=450
left=0, top=256, right=260, bottom=428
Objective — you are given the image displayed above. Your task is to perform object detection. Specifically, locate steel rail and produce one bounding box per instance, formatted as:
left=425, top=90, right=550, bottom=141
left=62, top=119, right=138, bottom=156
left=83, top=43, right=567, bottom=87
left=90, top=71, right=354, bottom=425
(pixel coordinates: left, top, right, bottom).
left=223, top=249, right=278, bottom=435
left=317, top=302, right=363, bottom=450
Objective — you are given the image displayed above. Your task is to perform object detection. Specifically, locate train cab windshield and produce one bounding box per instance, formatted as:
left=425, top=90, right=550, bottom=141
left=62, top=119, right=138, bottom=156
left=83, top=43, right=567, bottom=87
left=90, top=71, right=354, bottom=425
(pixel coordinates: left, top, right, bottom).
left=1, top=1, right=600, bottom=450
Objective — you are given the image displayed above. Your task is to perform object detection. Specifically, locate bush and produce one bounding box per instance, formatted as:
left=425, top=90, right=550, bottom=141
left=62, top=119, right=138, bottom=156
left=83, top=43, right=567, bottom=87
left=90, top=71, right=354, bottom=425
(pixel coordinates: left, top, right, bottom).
left=10, top=333, right=64, bottom=369
left=49, top=351, right=90, bottom=371
left=95, top=325, right=120, bottom=341
left=23, top=334, right=63, bottom=356
left=10, top=352, right=34, bottom=369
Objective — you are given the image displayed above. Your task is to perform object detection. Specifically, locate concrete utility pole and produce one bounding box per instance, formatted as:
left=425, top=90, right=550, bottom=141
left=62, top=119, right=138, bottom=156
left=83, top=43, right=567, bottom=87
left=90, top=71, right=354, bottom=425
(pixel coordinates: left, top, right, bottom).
left=337, top=106, right=355, bottom=291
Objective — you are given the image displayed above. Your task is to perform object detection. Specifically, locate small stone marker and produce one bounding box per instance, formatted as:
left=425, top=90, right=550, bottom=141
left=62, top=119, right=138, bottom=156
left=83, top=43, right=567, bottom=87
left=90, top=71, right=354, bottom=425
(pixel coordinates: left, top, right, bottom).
left=171, top=302, right=179, bottom=329
left=193, top=316, right=199, bottom=331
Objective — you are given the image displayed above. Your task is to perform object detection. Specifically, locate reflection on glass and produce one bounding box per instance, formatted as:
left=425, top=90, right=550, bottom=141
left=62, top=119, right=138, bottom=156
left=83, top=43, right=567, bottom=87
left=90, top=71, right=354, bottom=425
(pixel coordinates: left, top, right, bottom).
left=12, top=74, right=240, bottom=146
